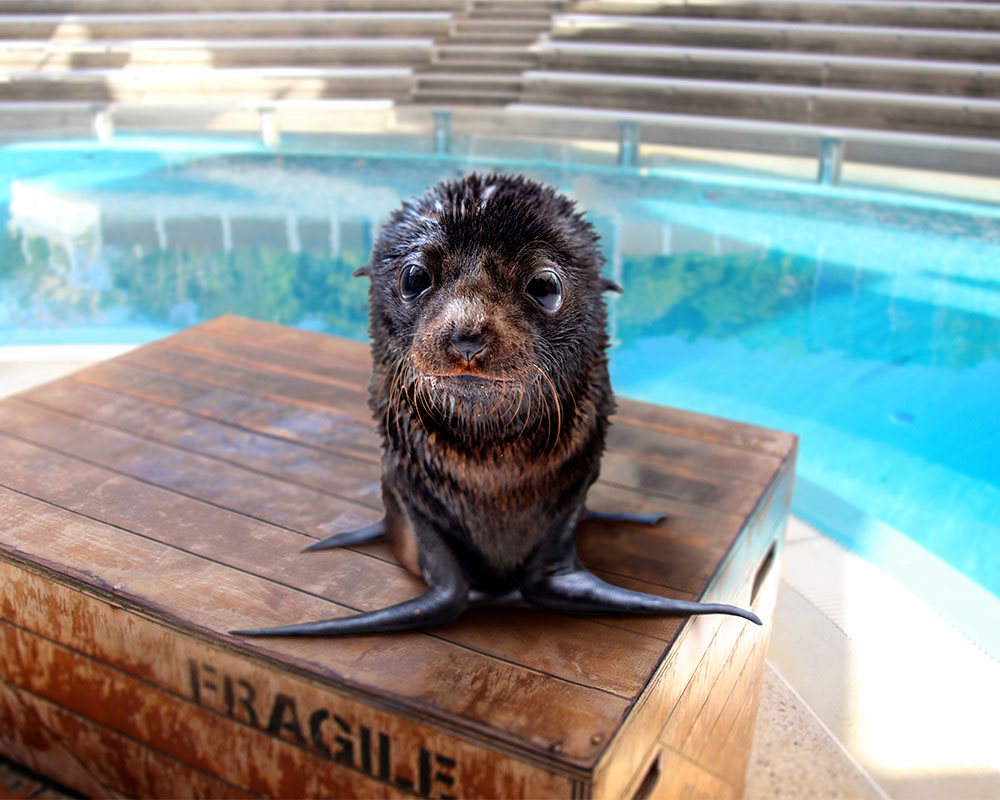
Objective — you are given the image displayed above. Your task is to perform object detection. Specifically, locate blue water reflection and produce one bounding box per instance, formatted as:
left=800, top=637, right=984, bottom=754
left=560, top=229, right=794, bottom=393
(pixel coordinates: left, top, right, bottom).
left=2, top=144, right=998, bottom=600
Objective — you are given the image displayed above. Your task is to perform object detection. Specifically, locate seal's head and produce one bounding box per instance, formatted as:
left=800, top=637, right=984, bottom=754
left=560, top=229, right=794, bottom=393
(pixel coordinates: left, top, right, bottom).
left=360, top=173, right=620, bottom=456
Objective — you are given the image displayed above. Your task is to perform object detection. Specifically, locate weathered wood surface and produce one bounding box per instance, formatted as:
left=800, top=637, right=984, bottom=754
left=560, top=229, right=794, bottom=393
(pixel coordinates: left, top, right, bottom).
left=0, top=315, right=796, bottom=799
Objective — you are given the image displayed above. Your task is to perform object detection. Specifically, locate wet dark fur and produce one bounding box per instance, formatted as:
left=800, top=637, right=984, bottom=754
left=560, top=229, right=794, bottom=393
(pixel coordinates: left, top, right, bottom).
left=232, top=173, right=761, bottom=638
left=365, top=173, right=617, bottom=589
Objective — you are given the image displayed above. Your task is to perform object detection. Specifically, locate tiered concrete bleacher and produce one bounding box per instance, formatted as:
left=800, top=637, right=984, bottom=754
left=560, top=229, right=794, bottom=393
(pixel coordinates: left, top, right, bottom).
left=513, top=0, right=1000, bottom=172
left=3, top=0, right=1000, bottom=177
left=0, top=1, right=455, bottom=132
left=413, top=0, right=567, bottom=105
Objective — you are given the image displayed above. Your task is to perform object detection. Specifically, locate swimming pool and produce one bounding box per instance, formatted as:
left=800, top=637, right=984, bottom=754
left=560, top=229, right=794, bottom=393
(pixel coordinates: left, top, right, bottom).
left=2, top=138, right=998, bottom=645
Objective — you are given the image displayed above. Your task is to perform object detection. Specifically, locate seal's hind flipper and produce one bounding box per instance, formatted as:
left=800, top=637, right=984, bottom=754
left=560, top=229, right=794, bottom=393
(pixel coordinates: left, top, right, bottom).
left=302, top=519, right=385, bottom=552
left=582, top=508, right=667, bottom=526
left=231, top=587, right=468, bottom=638
left=523, top=568, right=761, bottom=625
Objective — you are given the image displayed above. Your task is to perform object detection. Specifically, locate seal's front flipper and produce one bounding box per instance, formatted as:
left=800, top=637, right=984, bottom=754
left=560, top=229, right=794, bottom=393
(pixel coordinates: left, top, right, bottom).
left=231, top=586, right=468, bottom=637
left=523, top=568, right=761, bottom=625
left=240, top=512, right=473, bottom=637
left=302, top=518, right=385, bottom=552
left=582, top=508, right=667, bottom=526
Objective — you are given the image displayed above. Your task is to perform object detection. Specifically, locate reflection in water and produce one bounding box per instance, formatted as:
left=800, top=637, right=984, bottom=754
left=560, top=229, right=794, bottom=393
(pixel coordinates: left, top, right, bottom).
left=2, top=149, right=999, bottom=598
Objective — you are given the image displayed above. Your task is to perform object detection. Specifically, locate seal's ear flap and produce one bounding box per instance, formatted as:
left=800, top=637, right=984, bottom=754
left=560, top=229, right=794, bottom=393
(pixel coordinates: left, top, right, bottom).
left=353, top=264, right=372, bottom=278
left=600, top=277, right=624, bottom=294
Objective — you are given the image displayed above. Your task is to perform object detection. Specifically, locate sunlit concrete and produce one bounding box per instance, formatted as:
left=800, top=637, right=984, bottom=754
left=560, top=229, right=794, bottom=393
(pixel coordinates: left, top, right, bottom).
left=771, top=517, right=1000, bottom=799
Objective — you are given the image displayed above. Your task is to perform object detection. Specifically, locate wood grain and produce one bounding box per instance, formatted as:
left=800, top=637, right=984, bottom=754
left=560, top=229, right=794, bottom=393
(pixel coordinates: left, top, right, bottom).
left=0, top=316, right=797, bottom=798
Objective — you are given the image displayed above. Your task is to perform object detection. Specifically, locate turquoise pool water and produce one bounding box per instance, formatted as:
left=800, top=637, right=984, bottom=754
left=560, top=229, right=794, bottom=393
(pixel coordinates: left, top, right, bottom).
left=2, top=140, right=998, bottom=618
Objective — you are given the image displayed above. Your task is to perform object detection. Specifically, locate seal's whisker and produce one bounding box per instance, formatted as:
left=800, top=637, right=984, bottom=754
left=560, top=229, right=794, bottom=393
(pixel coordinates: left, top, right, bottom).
left=489, top=384, right=508, bottom=417
left=537, top=365, right=562, bottom=454
left=506, top=384, right=524, bottom=425
left=516, top=378, right=536, bottom=443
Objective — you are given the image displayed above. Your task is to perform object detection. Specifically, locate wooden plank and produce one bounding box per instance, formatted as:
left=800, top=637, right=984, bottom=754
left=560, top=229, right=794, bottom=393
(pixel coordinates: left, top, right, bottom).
left=0, top=581, right=573, bottom=799
left=0, top=391, right=751, bottom=598
left=0, top=440, right=674, bottom=704
left=653, top=748, right=739, bottom=800
left=200, top=315, right=369, bottom=368
left=169, top=322, right=373, bottom=388
left=111, top=338, right=753, bottom=514
left=691, top=549, right=781, bottom=791
left=18, top=381, right=383, bottom=502
left=184, top=316, right=795, bottom=463
left=0, top=407, right=715, bottom=606
left=615, top=396, right=797, bottom=458
left=0, top=671, right=255, bottom=799
left=121, top=346, right=369, bottom=416
left=588, top=458, right=789, bottom=799
left=75, top=359, right=381, bottom=462
left=0, top=755, right=58, bottom=800
left=107, top=347, right=764, bottom=516
left=605, top=421, right=781, bottom=486
left=0, top=316, right=797, bottom=795
left=180, top=318, right=785, bottom=481
left=0, top=489, right=628, bottom=767
left=0, top=681, right=108, bottom=799
left=0, top=409, right=717, bottom=621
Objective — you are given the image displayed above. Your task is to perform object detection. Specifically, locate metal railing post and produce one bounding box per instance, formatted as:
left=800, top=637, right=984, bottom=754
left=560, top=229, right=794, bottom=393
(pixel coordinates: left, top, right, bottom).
left=433, top=109, right=453, bottom=155
left=259, top=106, right=280, bottom=148
left=618, top=120, right=640, bottom=167
left=92, top=106, right=113, bottom=145
left=817, top=135, right=844, bottom=184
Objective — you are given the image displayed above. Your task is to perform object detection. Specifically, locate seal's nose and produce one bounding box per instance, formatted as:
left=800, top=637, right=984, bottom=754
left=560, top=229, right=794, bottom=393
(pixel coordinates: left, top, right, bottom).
left=449, top=331, right=488, bottom=364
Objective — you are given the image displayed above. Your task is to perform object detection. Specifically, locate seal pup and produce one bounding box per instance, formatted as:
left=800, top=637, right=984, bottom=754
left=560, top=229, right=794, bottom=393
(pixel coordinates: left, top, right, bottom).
left=234, top=174, right=760, bottom=637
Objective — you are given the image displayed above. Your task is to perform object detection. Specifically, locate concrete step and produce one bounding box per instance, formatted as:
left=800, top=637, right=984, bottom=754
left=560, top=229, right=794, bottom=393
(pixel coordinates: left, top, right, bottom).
left=569, top=0, right=1000, bottom=31
left=471, top=0, right=564, bottom=11
left=0, top=66, right=414, bottom=103
left=417, top=72, right=522, bottom=92
left=447, top=32, right=543, bottom=45
left=468, top=4, right=562, bottom=20
left=412, top=87, right=520, bottom=104
left=521, top=70, right=1000, bottom=138
left=550, top=14, right=1000, bottom=62
left=0, top=38, right=436, bottom=70
left=0, top=0, right=465, bottom=10
left=452, top=18, right=551, bottom=37
left=436, top=43, right=536, bottom=61
left=0, top=11, right=452, bottom=40
left=535, top=42, right=1000, bottom=97
left=424, top=58, right=535, bottom=73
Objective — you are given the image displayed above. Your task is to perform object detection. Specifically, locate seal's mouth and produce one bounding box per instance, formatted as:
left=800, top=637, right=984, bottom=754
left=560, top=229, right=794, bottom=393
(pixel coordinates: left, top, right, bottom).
left=425, top=372, right=522, bottom=401
left=431, top=371, right=513, bottom=386
left=445, top=373, right=492, bottom=386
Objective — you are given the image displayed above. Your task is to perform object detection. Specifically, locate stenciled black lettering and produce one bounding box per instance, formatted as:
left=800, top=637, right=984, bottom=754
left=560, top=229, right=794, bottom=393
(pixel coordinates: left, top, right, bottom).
left=309, top=709, right=332, bottom=758
left=333, top=714, right=354, bottom=768
left=266, top=693, right=306, bottom=746
left=418, top=747, right=431, bottom=797
left=236, top=679, right=259, bottom=728
left=378, top=732, right=391, bottom=782
left=360, top=725, right=373, bottom=774
left=200, top=663, right=218, bottom=693
left=435, top=753, right=456, bottom=791
left=224, top=675, right=235, bottom=718
left=188, top=659, right=200, bottom=703
left=189, top=661, right=221, bottom=706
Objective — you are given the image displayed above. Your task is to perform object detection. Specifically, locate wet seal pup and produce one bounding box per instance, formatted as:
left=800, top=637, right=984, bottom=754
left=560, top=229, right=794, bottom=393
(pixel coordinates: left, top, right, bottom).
left=234, top=174, right=760, bottom=637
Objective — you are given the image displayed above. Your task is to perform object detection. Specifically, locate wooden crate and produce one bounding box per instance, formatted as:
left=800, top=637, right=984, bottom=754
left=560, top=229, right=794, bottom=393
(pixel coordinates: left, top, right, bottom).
left=0, top=315, right=796, bottom=799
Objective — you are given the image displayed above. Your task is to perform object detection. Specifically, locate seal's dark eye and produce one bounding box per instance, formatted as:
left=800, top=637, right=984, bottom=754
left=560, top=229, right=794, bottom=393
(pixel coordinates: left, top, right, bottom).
left=525, top=269, right=564, bottom=314
left=399, top=263, right=432, bottom=301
